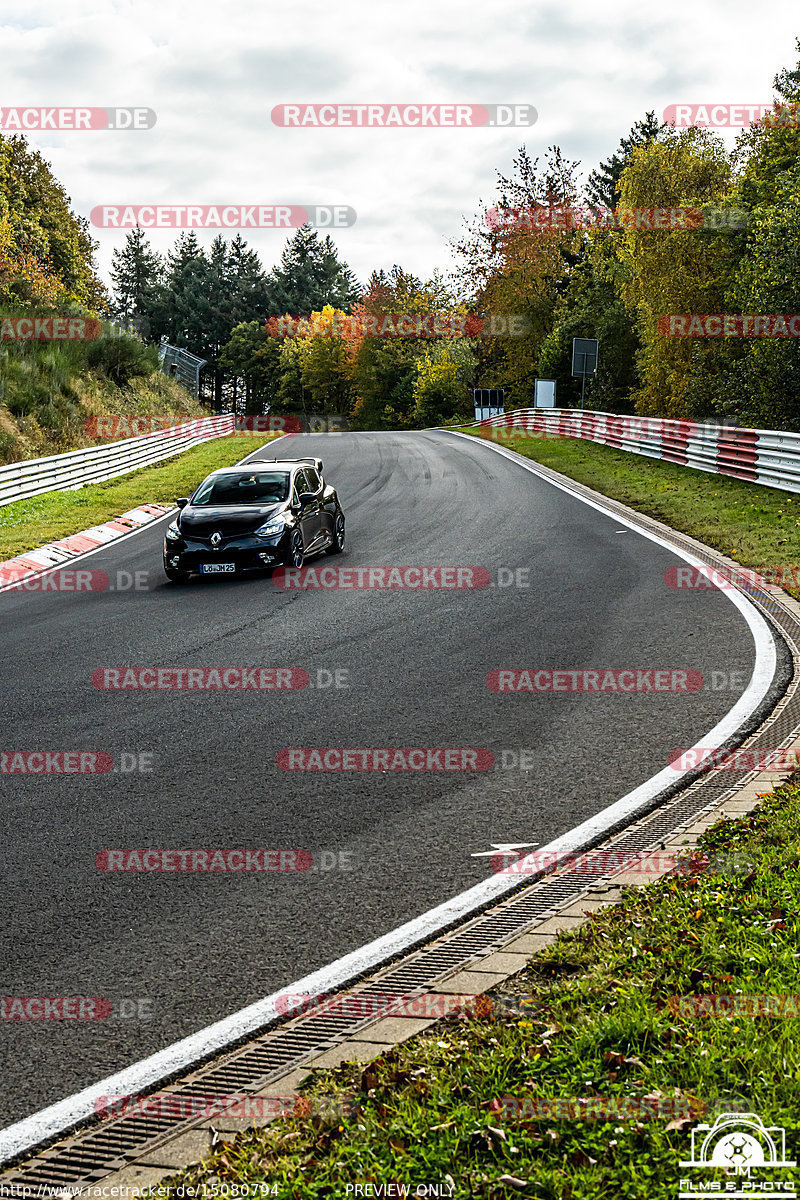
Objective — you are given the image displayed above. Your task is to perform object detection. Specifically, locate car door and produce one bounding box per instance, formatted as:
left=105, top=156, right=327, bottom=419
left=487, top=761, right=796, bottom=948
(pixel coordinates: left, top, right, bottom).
left=304, top=467, right=332, bottom=546
left=294, top=469, right=321, bottom=549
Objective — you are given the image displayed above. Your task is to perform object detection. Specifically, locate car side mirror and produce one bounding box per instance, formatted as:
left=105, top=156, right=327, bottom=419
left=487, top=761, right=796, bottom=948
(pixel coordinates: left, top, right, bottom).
left=298, top=492, right=316, bottom=506
left=175, top=497, right=189, bottom=509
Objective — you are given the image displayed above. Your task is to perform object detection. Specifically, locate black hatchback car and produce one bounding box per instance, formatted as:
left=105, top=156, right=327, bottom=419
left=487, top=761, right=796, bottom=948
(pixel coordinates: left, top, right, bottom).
left=162, top=457, right=345, bottom=582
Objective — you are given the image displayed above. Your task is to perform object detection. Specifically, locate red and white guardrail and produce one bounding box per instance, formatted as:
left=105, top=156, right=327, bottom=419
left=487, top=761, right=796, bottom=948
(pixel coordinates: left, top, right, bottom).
left=472, top=408, right=800, bottom=494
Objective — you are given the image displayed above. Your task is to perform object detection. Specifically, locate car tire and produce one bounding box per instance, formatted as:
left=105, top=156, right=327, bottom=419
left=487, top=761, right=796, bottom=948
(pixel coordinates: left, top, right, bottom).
left=289, top=530, right=305, bottom=569
left=326, top=514, right=345, bottom=555
left=164, top=565, right=191, bottom=583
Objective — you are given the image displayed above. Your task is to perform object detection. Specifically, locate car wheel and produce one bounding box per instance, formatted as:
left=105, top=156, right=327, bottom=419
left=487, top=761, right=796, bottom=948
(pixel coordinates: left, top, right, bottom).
left=164, top=565, right=191, bottom=583
left=326, top=514, right=345, bottom=555
left=289, top=530, right=305, bottom=569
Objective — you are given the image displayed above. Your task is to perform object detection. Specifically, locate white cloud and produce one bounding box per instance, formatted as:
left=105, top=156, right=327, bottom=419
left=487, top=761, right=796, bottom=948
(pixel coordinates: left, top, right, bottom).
left=0, top=0, right=797, bottom=295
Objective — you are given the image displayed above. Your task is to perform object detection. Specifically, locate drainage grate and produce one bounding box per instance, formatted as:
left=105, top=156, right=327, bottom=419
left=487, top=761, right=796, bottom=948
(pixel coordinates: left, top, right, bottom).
left=4, top=471, right=800, bottom=1190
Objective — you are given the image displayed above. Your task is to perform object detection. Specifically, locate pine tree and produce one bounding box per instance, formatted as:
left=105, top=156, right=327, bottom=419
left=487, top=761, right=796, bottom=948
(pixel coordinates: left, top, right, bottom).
left=265, top=225, right=361, bottom=314
left=586, top=112, right=667, bottom=210
left=109, top=227, right=163, bottom=335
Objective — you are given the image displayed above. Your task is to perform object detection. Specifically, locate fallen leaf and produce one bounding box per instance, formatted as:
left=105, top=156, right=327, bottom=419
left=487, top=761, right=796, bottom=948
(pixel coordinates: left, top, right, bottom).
left=666, top=1115, right=694, bottom=1131
left=486, top=1125, right=508, bottom=1142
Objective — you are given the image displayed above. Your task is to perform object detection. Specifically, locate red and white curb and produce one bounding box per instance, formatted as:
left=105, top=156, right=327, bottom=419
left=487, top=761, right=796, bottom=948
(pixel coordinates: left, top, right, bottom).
left=0, top=505, right=171, bottom=590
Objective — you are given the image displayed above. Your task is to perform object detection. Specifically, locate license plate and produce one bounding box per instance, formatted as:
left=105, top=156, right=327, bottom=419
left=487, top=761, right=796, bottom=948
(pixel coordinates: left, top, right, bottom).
left=200, top=563, right=236, bottom=574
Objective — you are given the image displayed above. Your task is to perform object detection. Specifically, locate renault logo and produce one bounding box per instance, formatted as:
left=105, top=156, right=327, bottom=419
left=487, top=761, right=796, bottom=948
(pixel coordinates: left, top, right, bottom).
left=210, top=531, right=223, bottom=549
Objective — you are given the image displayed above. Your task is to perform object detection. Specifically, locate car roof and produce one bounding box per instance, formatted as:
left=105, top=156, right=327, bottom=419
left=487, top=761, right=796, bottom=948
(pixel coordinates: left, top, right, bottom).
left=205, top=463, right=298, bottom=476
left=206, top=459, right=322, bottom=477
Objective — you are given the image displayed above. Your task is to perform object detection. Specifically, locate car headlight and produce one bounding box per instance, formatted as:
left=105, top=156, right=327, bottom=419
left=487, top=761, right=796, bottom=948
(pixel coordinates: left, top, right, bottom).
left=165, top=521, right=181, bottom=541
left=255, top=515, right=288, bottom=538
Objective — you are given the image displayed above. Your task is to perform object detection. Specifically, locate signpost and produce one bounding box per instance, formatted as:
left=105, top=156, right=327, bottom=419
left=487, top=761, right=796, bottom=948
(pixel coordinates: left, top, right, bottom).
left=571, top=338, right=598, bottom=409
left=534, top=379, right=556, bottom=408
left=473, top=388, right=506, bottom=421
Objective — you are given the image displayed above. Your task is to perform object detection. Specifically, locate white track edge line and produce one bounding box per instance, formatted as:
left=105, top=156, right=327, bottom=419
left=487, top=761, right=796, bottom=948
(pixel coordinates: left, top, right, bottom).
left=0, top=429, right=778, bottom=1165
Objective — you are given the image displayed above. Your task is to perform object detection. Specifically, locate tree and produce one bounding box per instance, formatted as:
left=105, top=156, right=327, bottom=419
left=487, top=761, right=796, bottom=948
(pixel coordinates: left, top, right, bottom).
left=219, top=320, right=282, bottom=414
left=585, top=111, right=668, bottom=210
left=717, top=160, right=800, bottom=428
left=348, top=267, right=470, bottom=428
left=265, top=225, right=361, bottom=314
left=110, top=227, right=163, bottom=335
left=0, top=134, right=107, bottom=309
left=412, top=340, right=476, bottom=426
left=297, top=305, right=355, bottom=416
left=612, top=127, right=735, bottom=417
left=537, top=237, right=640, bottom=411
left=734, top=39, right=800, bottom=214
left=451, top=145, right=582, bottom=405
left=275, top=337, right=309, bottom=414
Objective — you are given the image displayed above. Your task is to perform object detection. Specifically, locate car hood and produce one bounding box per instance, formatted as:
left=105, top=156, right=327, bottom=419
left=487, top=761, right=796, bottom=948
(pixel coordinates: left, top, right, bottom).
left=180, top=503, right=286, bottom=536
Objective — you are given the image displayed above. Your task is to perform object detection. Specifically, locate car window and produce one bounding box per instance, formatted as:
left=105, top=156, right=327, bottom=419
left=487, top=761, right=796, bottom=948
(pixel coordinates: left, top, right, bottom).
left=304, top=468, right=321, bottom=492
left=294, top=469, right=311, bottom=495
left=192, top=471, right=290, bottom=505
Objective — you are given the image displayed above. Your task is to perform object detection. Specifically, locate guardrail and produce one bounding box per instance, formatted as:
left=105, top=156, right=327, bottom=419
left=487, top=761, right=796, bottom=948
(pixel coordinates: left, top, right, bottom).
left=470, top=408, right=800, bottom=495
left=0, top=415, right=234, bottom=509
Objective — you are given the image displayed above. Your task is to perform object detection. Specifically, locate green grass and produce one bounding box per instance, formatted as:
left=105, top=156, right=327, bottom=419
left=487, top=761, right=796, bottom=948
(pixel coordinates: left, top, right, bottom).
left=0, top=326, right=209, bottom=463
left=0, top=433, right=280, bottom=560
left=151, top=777, right=800, bottom=1198
left=460, top=427, right=800, bottom=600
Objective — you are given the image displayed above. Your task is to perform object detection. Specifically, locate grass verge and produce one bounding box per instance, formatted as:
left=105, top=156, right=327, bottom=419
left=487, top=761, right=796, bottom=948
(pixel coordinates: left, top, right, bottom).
left=0, top=433, right=281, bottom=560
left=151, top=775, right=800, bottom=1198
left=457, top=427, right=800, bottom=601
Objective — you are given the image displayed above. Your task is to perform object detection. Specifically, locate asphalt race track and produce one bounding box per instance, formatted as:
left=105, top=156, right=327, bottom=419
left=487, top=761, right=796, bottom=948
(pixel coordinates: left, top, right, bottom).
left=0, top=430, right=768, bottom=1128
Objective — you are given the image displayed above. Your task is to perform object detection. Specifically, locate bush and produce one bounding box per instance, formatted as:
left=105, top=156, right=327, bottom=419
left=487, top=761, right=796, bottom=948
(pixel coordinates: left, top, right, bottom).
left=84, top=335, right=159, bottom=385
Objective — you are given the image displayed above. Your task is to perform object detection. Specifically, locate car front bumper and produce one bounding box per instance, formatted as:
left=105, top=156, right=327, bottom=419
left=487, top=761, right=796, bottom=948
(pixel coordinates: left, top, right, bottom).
left=163, top=532, right=289, bottom=574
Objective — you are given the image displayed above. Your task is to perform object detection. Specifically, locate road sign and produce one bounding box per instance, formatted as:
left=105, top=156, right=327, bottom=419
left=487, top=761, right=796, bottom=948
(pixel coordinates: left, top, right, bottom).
left=571, top=338, right=598, bottom=377
left=534, top=379, right=556, bottom=407
left=474, top=388, right=506, bottom=421
left=571, top=338, right=598, bottom=409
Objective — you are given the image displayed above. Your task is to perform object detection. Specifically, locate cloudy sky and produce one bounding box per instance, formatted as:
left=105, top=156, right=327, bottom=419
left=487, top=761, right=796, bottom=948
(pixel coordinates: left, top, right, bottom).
left=2, top=0, right=798, bottom=296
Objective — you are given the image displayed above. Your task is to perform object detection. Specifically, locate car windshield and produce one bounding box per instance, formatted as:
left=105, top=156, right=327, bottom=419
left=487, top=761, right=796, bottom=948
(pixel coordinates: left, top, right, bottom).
left=192, top=471, right=290, bottom=506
